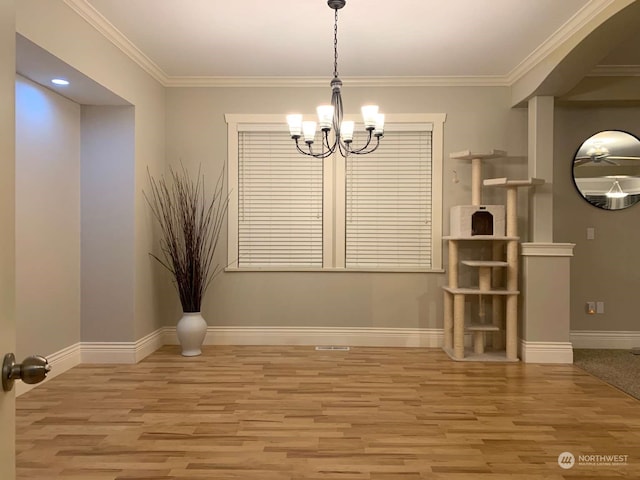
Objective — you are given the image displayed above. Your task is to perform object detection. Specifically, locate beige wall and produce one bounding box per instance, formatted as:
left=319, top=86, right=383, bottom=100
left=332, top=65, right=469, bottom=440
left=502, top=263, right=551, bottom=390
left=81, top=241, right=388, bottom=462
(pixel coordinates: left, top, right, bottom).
left=81, top=106, right=135, bottom=342
left=0, top=0, right=16, bottom=477
left=555, top=106, right=640, bottom=333
left=164, top=86, right=529, bottom=329
left=15, top=76, right=81, bottom=358
left=17, top=0, right=166, bottom=342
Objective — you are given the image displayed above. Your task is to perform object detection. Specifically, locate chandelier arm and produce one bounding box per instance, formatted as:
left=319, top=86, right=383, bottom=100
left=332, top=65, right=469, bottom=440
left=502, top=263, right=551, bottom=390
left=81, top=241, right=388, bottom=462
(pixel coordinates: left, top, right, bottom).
left=349, top=135, right=381, bottom=155
left=348, top=130, right=374, bottom=154
left=294, top=138, right=318, bottom=157
left=294, top=139, right=313, bottom=157
left=322, top=130, right=336, bottom=152
left=337, top=138, right=350, bottom=157
left=294, top=137, right=335, bottom=159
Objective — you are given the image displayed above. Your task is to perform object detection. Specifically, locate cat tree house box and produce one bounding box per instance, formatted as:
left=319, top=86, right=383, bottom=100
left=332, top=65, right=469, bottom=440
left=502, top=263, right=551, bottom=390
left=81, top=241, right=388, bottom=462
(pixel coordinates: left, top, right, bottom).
left=450, top=205, right=505, bottom=237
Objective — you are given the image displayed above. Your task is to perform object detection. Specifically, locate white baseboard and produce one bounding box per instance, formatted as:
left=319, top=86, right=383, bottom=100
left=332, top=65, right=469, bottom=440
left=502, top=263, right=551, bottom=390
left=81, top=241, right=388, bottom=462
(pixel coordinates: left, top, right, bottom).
left=81, top=328, right=165, bottom=364
left=16, top=342, right=82, bottom=397
left=163, top=326, right=445, bottom=348
left=570, top=330, right=640, bottom=349
left=520, top=340, right=574, bottom=364
left=25, top=328, right=638, bottom=397
left=134, top=328, right=166, bottom=362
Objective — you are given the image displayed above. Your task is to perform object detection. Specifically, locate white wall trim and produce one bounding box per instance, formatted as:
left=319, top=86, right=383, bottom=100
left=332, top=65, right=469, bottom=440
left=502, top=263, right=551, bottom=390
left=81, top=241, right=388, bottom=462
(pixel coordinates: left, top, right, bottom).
left=164, top=75, right=510, bottom=88
left=81, top=342, right=137, bottom=364
left=61, top=0, right=512, bottom=89
left=571, top=330, right=640, bottom=349
left=505, top=0, right=626, bottom=84
left=81, top=328, right=165, bottom=364
left=16, top=342, right=82, bottom=397
left=29, top=328, right=640, bottom=396
left=520, top=340, right=574, bottom=364
left=163, top=326, right=445, bottom=348
left=62, top=0, right=167, bottom=85
left=20, top=327, right=446, bottom=396
left=134, top=328, right=166, bottom=362
left=588, top=64, right=640, bottom=77
left=521, top=242, right=576, bottom=256
left=63, top=0, right=617, bottom=89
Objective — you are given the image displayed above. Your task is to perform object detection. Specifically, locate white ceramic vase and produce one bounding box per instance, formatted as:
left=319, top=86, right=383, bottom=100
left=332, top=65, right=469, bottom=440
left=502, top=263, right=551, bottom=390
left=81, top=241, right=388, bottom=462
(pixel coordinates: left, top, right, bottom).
left=176, top=312, right=207, bottom=356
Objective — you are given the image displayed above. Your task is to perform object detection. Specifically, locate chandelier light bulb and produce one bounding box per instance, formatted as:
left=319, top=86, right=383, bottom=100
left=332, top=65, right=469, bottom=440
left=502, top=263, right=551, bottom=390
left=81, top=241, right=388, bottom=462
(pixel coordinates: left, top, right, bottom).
left=317, top=105, right=334, bottom=131
left=302, top=121, right=317, bottom=144
left=287, top=114, right=303, bottom=138
left=340, top=121, right=355, bottom=142
left=361, top=105, right=379, bottom=130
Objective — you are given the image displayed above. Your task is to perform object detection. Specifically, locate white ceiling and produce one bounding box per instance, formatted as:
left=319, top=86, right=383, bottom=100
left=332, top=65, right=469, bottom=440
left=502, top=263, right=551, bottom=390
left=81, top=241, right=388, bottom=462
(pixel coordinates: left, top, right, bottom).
left=78, top=0, right=600, bottom=80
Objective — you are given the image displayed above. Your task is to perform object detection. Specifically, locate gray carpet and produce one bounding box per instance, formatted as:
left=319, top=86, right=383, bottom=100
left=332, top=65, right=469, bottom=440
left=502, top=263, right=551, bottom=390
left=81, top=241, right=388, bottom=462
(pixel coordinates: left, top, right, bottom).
left=573, top=349, right=640, bottom=400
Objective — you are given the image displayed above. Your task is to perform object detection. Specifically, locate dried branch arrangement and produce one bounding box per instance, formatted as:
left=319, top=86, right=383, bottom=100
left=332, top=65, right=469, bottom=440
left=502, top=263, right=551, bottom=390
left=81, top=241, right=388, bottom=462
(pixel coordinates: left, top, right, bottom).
left=145, top=164, right=229, bottom=313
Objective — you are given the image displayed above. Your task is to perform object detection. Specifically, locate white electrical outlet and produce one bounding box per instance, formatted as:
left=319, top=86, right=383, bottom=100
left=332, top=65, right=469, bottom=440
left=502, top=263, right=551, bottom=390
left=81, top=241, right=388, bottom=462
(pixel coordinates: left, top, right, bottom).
left=586, top=302, right=596, bottom=314
left=596, top=301, right=605, bottom=314
left=586, top=227, right=595, bottom=240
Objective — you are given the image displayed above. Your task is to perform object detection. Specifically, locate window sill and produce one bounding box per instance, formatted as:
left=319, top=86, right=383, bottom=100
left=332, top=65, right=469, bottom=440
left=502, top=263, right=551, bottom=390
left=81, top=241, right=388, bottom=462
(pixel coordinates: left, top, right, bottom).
left=224, top=267, right=445, bottom=274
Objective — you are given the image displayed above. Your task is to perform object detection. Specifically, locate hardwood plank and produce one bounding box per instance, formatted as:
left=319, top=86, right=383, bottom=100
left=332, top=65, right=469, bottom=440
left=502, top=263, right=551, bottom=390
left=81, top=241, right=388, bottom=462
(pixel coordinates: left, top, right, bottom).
left=15, top=345, right=640, bottom=479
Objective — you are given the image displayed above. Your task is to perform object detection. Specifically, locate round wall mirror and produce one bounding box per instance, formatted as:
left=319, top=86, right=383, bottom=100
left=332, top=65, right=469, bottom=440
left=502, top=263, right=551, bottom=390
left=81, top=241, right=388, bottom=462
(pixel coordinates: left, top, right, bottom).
left=572, top=130, right=640, bottom=210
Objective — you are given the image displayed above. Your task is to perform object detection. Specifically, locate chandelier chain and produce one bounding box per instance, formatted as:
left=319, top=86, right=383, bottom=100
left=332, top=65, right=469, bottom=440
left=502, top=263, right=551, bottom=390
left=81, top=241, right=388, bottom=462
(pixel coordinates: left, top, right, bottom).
left=333, top=8, right=339, bottom=79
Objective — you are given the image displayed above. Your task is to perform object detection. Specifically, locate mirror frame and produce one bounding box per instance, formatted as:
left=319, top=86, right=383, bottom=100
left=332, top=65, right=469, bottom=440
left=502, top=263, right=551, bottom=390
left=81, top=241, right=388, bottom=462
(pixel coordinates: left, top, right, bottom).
left=572, top=130, right=640, bottom=211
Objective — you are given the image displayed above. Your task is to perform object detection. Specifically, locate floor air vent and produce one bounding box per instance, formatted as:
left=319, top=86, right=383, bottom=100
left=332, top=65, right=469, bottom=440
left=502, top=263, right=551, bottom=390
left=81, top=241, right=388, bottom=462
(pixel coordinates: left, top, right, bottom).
left=315, top=346, right=350, bottom=351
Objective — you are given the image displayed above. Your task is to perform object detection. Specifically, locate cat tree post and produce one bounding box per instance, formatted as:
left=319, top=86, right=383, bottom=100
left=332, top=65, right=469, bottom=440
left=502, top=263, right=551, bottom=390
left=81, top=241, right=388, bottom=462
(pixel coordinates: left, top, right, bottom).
left=484, top=177, right=544, bottom=361
left=471, top=157, right=482, bottom=206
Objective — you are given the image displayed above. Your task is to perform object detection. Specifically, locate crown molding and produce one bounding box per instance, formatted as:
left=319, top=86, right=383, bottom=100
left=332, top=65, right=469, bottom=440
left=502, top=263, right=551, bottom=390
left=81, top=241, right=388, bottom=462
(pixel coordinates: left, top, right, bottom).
left=163, top=75, right=510, bottom=88
left=63, top=0, right=168, bottom=85
left=60, top=0, right=509, bottom=88
left=506, top=0, right=621, bottom=85
left=64, top=0, right=626, bottom=90
left=588, top=65, right=640, bottom=76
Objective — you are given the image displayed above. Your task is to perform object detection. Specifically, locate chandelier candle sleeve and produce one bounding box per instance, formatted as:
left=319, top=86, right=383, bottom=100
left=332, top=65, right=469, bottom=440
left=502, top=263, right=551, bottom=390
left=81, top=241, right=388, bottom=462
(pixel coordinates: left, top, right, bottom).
left=361, top=105, right=379, bottom=130
left=374, top=114, right=385, bottom=136
left=286, top=0, right=384, bottom=158
left=341, top=121, right=355, bottom=142
left=303, top=121, right=317, bottom=144
left=317, top=105, right=334, bottom=130
left=286, top=114, right=303, bottom=138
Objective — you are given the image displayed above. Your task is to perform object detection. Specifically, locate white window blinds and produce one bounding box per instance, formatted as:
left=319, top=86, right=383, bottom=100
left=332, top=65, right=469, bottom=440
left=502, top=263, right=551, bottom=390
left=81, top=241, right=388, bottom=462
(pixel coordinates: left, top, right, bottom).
left=346, top=129, right=432, bottom=269
left=238, top=130, right=323, bottom=267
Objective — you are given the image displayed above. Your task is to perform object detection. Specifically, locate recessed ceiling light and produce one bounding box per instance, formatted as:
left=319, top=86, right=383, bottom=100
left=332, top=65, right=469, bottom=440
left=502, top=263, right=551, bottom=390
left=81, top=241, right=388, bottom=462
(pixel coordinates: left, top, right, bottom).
left=51, top=78, right=69, bottom=85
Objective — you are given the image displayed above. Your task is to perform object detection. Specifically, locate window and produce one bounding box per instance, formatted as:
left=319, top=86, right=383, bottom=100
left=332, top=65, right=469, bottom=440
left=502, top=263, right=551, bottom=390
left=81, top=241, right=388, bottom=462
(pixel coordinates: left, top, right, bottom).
left=238, top=129, right=323, bottom=267
left=226, top=114, right=445, bottom=272
left=346, top=129, right=432, bottom=269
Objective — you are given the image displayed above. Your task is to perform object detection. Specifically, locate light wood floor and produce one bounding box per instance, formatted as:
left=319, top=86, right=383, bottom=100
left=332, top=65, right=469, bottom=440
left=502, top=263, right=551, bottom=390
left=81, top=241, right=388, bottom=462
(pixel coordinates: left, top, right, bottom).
left=16, top=345, right=640, bottom=479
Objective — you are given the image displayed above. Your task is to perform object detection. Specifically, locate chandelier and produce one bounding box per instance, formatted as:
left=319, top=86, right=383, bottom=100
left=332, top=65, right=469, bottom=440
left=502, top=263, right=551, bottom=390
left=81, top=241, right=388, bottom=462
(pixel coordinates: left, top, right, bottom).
left=606, top=179, right=628, bottom=199
left=286, top=0, right=384, bottom=159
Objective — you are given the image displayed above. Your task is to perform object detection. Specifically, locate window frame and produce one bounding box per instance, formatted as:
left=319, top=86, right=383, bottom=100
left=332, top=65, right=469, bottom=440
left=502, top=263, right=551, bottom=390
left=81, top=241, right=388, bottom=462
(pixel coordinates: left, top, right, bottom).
left=225, top=113, right=446, bottom=273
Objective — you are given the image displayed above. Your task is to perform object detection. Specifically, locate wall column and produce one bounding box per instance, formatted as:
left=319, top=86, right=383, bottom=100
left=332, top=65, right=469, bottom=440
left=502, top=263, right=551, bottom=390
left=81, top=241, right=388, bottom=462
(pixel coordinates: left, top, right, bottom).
left=528, top=96, right=554, bottom=242
left=521, top=96, right=575, bottom=363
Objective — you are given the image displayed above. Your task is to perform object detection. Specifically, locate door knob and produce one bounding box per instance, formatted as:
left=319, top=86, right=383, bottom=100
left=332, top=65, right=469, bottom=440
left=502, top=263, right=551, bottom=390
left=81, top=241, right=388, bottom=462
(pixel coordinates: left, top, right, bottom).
left=2, top=353, right=51, bottom=392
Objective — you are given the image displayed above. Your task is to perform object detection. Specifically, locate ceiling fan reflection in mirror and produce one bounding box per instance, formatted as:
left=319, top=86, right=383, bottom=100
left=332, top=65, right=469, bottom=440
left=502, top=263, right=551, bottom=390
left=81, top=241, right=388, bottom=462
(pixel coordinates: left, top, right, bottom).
left=574, top=131, right=640, bottom=167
